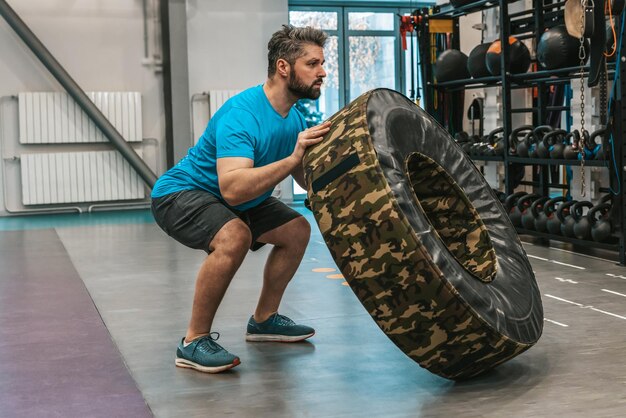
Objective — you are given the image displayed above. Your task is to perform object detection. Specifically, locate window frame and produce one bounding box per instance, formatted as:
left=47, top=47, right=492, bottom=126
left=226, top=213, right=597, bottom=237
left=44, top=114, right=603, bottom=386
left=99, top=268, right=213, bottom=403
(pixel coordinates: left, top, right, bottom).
left=288, top=4, right=423, bottom=200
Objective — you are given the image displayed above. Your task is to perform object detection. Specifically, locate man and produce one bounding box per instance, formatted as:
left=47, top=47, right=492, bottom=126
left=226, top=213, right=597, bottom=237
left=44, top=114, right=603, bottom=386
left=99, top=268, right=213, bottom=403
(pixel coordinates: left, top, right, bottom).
left=151, top=25, right=330, bottom=373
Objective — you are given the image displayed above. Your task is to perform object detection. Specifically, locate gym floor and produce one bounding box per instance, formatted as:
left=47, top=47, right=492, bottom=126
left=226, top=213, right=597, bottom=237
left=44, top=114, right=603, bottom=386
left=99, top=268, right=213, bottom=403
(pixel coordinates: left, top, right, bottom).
left=1, top=204, right=625, bottom=418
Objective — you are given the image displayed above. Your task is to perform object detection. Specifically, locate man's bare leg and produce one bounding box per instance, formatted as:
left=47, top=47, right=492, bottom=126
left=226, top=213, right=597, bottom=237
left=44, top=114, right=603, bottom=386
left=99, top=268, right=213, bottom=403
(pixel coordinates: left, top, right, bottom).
left=185, top=218, right=251, bottom=342
left=253, top=216, right=310, bottom=322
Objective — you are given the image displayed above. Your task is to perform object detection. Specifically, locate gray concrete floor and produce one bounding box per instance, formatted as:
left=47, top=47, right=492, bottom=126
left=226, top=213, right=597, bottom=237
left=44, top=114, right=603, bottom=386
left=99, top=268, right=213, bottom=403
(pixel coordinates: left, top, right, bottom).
left=3, top=207, right=626, bottom=417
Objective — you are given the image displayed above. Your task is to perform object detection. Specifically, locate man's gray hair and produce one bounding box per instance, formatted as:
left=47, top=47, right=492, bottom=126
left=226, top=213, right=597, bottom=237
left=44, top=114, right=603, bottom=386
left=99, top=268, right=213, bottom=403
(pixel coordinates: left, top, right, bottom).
left=267, top=24, right=328, bottom=77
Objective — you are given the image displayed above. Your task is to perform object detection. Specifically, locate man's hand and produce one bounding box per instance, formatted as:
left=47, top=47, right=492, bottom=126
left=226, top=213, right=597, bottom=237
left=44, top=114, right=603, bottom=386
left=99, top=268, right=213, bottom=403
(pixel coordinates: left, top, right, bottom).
left=291, top=121, right=331, bottom=162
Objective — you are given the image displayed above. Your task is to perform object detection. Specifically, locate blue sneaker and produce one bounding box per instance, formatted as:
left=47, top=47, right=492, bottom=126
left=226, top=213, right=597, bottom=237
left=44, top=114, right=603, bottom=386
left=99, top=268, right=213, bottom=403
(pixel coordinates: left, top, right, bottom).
left=175, top=332, right=240, bottom=373
left=246, top=313, right=315, bottom=342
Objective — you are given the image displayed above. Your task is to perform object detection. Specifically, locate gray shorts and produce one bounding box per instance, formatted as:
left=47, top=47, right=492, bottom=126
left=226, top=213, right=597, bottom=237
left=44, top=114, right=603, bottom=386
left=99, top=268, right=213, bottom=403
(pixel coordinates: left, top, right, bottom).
left=151, top=190, right=302, bottom=253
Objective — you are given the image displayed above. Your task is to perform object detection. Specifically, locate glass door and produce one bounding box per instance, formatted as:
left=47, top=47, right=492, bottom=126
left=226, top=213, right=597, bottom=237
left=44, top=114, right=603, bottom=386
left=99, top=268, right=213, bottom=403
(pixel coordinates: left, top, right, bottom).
left=288, top=6, right=410, bottom=199
left=345, top=10, right=399, bottom=101
left=289, top=8, right=343, bottom=197
left=289, top=8, right=343, bottom=121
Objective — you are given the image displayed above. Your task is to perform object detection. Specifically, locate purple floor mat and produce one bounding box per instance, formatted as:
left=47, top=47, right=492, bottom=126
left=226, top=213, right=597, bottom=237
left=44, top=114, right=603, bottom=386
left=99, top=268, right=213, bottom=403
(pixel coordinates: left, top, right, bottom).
left=0, top=229, right=152, bottom=417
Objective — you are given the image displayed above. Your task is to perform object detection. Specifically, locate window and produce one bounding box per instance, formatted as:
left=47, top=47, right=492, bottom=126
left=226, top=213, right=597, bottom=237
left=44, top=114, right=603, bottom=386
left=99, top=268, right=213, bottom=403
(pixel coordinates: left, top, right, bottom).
left=289, top=5, right=423, bottom=198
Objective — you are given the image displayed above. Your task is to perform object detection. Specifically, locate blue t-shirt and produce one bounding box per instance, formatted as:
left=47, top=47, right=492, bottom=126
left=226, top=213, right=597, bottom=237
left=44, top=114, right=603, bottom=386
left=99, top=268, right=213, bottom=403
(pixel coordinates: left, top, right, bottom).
left=151, top=85, right=306, bottom=210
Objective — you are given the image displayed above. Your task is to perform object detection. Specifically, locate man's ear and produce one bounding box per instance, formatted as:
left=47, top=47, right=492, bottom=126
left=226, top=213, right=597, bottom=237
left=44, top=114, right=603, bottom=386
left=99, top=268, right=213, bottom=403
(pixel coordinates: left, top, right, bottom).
left=276, top=58, right=290, bottom=78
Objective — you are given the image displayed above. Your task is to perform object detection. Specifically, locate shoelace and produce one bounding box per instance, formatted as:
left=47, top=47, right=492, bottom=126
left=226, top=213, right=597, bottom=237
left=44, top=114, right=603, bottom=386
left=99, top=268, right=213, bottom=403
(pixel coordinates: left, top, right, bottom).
left=193, top=332, right=222, bottom=355
left=274, top=314, right=295, bottom=326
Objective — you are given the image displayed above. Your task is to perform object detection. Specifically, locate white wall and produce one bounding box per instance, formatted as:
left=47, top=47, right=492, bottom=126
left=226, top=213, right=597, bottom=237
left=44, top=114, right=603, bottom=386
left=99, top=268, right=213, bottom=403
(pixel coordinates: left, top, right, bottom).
left=0, top=0, right=164, bottom=215
left=0, top=0, right=291, bottom=215
left=186, top=0, right=288, bottom=141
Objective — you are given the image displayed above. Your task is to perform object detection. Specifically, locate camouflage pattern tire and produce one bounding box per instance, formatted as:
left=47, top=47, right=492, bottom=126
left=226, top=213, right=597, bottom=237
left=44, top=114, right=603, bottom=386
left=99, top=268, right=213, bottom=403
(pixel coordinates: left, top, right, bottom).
left=303, top=89, right=543, bottom=380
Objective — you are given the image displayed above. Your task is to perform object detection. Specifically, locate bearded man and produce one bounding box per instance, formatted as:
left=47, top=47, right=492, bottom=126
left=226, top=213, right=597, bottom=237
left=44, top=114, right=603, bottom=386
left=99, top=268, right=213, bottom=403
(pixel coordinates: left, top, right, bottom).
left=151, top=25, right=330, bottom=373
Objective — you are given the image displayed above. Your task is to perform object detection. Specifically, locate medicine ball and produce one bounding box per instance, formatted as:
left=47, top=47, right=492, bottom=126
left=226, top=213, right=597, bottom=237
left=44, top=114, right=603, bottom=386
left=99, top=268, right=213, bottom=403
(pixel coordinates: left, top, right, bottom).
left=537, top=25, right=590, bottom=70
left=467, top=43, right=491, bottom=78
left=435, top=49, right=470, bottom=82
left=485, top=37, right=531, bottom=75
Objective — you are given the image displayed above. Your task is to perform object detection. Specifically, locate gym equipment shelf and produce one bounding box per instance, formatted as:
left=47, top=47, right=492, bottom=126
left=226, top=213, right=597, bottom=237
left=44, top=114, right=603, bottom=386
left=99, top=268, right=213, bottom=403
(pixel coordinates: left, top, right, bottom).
left=431, top=65, right=615, bottom=90
left=507, top=157, right=609, bottom=167
left=470, top=155, right=505, bottom=162
left=515, top=228, right=620, bottom=251
left=415, top=0, right=626, bottom=263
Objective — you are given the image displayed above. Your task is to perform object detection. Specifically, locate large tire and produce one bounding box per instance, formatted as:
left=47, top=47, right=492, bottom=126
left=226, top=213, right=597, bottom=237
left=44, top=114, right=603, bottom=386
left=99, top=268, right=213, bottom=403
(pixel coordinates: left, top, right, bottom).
left=303, top=89, right=543, bottom=380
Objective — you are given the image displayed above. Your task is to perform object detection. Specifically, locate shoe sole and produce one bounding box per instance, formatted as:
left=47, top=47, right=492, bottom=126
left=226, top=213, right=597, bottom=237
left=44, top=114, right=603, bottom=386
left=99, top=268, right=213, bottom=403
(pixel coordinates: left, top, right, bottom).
left=245, top=331, right=315, bottom=342
left=175, top=357, right=240, bottom=373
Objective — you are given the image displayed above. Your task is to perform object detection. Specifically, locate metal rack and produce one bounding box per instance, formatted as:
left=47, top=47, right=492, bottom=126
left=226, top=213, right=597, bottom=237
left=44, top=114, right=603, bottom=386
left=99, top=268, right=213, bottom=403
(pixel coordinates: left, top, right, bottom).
left=415, top=0, right=626, bottom=263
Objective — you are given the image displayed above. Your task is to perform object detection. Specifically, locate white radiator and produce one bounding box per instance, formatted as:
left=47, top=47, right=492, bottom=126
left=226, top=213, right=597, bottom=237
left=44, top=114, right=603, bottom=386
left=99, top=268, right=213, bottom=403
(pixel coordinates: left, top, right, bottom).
left=18, top=92, right=142, bottom=144
left=20, top=151, right=145, bottom=205
left=209, top=90, right=241, bottom=118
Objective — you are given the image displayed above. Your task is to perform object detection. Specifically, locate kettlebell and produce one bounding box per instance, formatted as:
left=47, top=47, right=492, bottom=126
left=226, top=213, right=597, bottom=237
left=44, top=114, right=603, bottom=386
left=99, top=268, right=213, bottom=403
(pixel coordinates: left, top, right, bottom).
left=534, top=125, right=554, bottom=159
left=455, top=131, right=470, bottom=144
left=544, top=196, right=567, bottom=235
left=563, top=131, right=581, bottom=160
left=558, top=200, right=579, bottom=237
left=487, top=127, right=505, bottom=156
left=572, top=201, right=594, bottom=240
left=526, top=196, right=550, bottom=230
left=589, top=202, right=613, bottom=242
left=510, top=125, right=534, bottom=156
left=544, top=129, right=568, bottom=159
left=462, top=135, right=479, bottom=153
left=600, top=193, right=613, bottom=204
left=589, top=128, right=607, bottom=160
left=505, top=192, right=528, bottom=225
left=520, top=131, right=537, bottom=158
left=517, top=193, right=542, bottom=229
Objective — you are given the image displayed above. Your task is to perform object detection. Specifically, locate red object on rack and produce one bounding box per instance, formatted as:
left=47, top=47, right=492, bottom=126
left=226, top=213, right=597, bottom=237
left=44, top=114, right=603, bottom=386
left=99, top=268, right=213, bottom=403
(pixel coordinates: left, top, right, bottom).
left=400, top=16, right=419, bottom=50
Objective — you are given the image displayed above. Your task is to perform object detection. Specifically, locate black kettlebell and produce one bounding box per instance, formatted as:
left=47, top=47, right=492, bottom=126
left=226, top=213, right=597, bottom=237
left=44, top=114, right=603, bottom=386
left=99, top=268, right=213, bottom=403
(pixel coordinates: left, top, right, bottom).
left=545, top=196, right=567, bottom=235
left=510, top=125, right=534, bottom=156
left=563, top=131, right=581, bottom=160
left=526, top=196, right=550, bottom=230
left=600, top=193, right=613, bottom=204
left=589, top=202, right=613, bottom=243
left=462, top=135, right=479, bottom=153
left=521, top=131, right=537, bottom=158
left=523, top=126, right=551, bottom=159
left=544, top=129, right=568, bottom=159
left=534, top=125, right=554, bottom=159
left=504, top=192, right=527, bottom=210
left=506, top=192, right=529, bottom=226
left=487, top=127, right=505, bottom=156
left=589, top=127, right=607, bottom=160
left=517, top=193, right=542, bottom=229
left=455, top=131, right=470, bottom=143
left=572, top=201, right=594, bottom=240
left=480, top=139, right=495, bottom=156
left=469, top=136, right=485, bottom=156
left=558, top=200, right=579, bottom=237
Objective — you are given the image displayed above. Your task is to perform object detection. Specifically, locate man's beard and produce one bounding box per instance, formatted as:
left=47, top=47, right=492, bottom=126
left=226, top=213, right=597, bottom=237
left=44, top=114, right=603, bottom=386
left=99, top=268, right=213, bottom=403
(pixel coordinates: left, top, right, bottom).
left=288, top=70, right=323, bottom=100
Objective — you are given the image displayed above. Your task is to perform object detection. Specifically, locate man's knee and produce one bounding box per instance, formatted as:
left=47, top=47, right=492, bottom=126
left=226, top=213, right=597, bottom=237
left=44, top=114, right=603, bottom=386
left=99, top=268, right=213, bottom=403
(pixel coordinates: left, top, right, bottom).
left=284, top=216, right=311, bottom=248
left=210, top=219, right=252, bottom=255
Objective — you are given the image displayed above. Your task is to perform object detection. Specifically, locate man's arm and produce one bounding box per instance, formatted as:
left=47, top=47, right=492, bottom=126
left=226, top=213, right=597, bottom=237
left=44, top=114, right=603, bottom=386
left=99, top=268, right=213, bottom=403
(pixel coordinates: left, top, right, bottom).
left=217, top=121, right=330, bottom=206
left=217, top=156, right=299, bottom=206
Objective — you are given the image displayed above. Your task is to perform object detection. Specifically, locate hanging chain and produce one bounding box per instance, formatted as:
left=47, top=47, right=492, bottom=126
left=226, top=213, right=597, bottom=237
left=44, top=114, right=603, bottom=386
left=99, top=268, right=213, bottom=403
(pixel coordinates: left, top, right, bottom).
left=578, top=0, right=588, bottom=197
left=600, top=60, right=608, bottom=125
